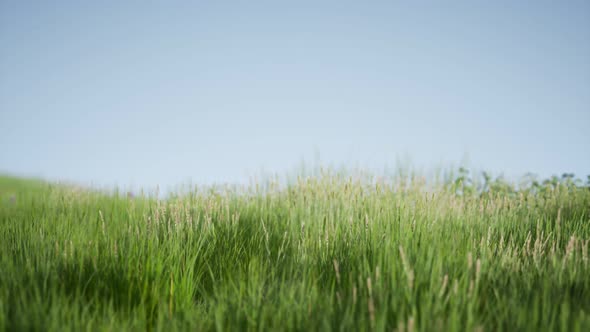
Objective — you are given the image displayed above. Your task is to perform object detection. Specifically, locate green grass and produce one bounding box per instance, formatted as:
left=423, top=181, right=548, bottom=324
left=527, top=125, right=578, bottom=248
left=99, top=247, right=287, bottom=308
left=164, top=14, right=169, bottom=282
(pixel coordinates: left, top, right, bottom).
left=1, top=170, right=589, bottom=331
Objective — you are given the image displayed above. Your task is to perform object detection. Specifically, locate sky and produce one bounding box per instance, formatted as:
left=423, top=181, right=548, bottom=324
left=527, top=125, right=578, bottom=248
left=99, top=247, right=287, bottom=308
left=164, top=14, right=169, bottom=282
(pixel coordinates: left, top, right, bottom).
left=1, top=1, right=589, bottom=190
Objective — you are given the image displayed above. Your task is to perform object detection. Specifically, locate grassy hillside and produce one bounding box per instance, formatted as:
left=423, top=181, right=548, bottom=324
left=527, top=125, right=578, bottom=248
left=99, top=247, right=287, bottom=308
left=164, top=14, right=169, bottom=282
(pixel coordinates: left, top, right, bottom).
left=1, top=171, right=589, bottom=331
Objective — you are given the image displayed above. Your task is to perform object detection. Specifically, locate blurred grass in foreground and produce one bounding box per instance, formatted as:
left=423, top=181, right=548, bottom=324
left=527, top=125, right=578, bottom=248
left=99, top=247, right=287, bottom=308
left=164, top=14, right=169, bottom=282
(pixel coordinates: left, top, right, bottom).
left=1, top=169, right=589, bottom=331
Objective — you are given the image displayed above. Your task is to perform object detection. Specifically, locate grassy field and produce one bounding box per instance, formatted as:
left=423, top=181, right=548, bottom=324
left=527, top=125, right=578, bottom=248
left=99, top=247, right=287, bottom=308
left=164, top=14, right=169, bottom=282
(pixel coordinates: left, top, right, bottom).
left=1, top=170, right=589, bottom=331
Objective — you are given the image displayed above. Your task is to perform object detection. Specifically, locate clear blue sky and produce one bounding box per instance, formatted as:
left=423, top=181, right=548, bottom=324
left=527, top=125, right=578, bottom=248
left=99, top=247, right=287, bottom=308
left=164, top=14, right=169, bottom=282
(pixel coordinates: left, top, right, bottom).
left=1, top=1, right=589, bottom=189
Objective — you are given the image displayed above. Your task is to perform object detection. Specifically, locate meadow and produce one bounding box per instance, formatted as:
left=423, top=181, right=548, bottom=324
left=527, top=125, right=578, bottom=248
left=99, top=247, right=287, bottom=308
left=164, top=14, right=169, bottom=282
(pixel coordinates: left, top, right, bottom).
left=1, top=169, right=589, bottom=331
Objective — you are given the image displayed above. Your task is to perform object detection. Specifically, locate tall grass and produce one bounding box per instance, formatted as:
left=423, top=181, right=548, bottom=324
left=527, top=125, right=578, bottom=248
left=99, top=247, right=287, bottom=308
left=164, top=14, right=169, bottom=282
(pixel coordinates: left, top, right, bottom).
left=0, top=170, right=589, bottom=331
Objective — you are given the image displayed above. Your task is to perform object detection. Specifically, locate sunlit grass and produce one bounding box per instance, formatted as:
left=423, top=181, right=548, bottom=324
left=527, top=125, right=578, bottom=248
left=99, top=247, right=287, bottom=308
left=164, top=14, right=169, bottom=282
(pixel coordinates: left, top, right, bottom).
left=1, top=170, right=589, bottom=331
